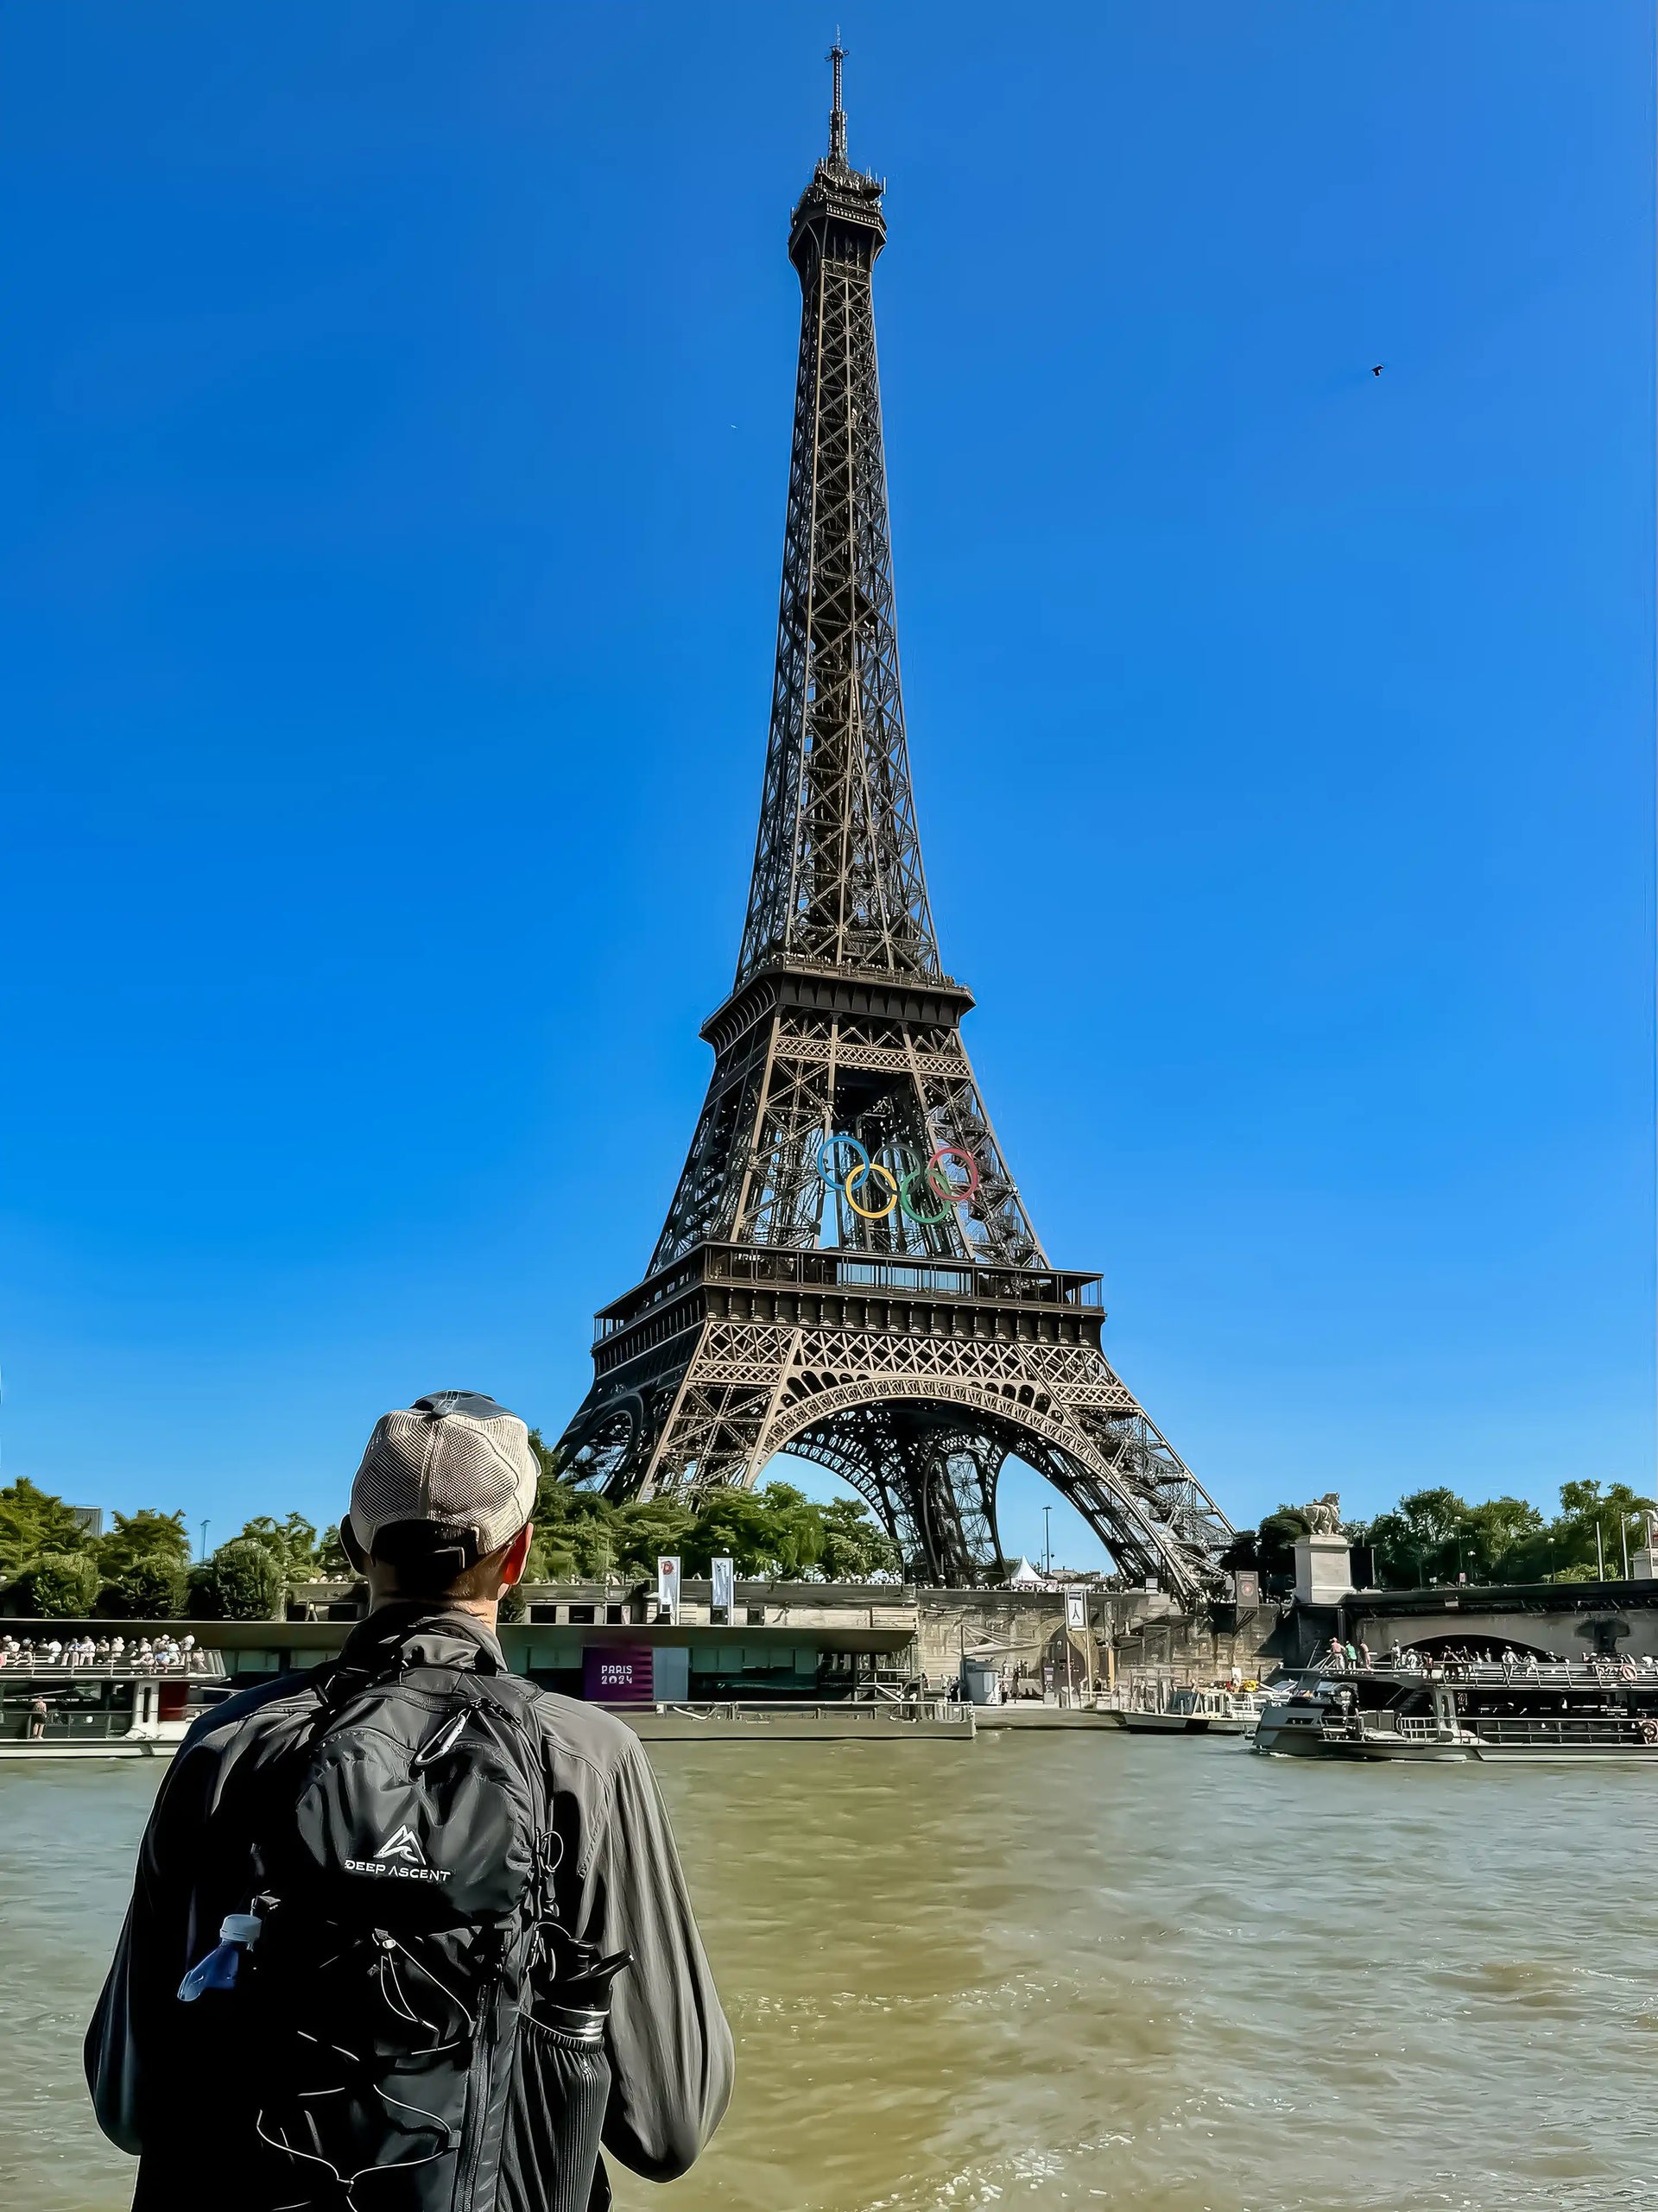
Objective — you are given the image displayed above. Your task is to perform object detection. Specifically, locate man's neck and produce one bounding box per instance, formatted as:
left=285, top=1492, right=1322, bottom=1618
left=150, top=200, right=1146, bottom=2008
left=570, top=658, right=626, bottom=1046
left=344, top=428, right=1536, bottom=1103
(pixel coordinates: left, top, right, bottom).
left=364, top=1586, right=499, bottom=1628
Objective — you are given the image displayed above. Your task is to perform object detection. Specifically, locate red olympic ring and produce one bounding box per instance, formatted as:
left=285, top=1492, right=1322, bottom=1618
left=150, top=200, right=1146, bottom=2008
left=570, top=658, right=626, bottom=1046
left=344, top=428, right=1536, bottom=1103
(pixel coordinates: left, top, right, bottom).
left=925, top=1147, right=981, bottom=1203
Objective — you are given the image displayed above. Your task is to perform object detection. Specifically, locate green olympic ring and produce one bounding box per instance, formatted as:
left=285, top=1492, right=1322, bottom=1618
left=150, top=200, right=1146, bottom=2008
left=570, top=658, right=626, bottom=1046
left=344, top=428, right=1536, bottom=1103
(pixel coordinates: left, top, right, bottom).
left=815, top=1134, right=980, bottom=1225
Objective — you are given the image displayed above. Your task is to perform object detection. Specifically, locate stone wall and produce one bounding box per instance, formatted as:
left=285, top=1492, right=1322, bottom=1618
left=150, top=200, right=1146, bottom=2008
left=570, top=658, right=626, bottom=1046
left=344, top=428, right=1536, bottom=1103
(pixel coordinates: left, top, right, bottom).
left=915, top=1588, right=1076, bottom=1688
left=1107, top=1598, right=1286, bottom=1693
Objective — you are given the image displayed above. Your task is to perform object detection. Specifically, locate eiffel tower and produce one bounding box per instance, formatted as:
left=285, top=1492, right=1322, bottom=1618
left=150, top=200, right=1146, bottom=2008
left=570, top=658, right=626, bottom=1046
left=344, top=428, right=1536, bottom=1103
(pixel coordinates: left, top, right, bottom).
left=555, top=51, right=1231, bottom=1595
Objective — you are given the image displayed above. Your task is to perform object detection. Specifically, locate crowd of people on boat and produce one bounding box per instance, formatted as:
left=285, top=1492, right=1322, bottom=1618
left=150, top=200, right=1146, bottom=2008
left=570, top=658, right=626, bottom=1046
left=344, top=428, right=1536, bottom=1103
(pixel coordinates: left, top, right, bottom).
left=1321, top=1635, right=1658, bottom=1682
left=0, top=1634, right=210, bottom=1673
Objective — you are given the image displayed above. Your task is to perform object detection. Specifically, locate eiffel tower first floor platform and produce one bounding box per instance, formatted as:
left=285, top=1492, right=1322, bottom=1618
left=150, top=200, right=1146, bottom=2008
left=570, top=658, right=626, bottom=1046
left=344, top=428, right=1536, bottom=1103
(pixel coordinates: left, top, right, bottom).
left=554, top=1241, right=1231, bottom=1599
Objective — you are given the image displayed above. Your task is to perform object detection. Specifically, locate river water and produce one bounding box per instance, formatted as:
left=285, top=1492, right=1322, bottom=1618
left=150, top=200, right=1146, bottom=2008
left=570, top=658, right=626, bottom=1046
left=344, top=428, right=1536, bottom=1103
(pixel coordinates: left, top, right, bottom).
left=3, top=1735, right=1653, bottom=2212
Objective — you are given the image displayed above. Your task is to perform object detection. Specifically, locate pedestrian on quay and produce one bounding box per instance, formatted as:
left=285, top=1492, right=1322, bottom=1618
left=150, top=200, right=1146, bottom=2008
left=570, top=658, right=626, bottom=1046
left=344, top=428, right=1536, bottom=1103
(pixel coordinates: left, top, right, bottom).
left=87, top=1388, right=732, bottom=2212
left=28, top=1695, right=48, bottom=1741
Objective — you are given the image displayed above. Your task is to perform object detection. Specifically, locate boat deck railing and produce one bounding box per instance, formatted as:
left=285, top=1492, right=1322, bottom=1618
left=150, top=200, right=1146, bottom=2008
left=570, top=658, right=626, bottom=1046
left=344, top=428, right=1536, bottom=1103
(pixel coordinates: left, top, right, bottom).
left=0, top=1655, right=225, bottom=1679
left=7, top=1711, right=143, bottom=1743
left=1310, top=1660, right=1656, bottom=1689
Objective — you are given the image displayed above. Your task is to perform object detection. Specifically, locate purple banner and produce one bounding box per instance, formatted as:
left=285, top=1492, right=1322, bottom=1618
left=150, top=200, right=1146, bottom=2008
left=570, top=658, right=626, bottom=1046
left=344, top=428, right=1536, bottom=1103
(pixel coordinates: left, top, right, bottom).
left=584, top=1646, right=654, bottom=1704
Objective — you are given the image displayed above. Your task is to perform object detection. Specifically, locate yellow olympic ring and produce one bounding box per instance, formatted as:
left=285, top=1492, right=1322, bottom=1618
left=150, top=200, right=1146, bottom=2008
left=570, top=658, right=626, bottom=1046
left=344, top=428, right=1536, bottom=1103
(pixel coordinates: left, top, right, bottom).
left=844, top=1161, right=899, bottom=1219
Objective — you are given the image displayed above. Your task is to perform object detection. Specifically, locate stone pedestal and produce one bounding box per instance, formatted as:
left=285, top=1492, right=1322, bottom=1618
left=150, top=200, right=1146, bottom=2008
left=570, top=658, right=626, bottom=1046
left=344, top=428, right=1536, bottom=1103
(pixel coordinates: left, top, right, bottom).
left=1294, top=1533, right=1354, bottom=1606
left=1632, top=1550, right=1655, bottom=1583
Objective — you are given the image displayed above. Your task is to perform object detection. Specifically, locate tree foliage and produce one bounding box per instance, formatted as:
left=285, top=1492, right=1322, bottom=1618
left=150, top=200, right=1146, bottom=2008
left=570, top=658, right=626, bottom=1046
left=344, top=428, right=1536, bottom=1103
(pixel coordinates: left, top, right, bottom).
left=95, top=1509, right=192, bottom=1579
left=236, top=1514, right=322, bottom=1585
left=1353, top=1481, right=1650, bottom=1589
left=98, top=1558, right=189, bottom=1619
left=24, top=1551, right=102, bottom=1617
left=0, top=1478, right=92, bottom=1582
left=189, top=1538, right=285, bottom=1621
left=525, top=1431, right=901, bottom=1586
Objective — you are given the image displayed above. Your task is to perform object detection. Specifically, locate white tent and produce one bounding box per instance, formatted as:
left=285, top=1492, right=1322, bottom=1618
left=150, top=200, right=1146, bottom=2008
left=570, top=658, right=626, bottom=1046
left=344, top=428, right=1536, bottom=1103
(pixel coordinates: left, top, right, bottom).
left=1005, top=1558, right=1047, bottom=1587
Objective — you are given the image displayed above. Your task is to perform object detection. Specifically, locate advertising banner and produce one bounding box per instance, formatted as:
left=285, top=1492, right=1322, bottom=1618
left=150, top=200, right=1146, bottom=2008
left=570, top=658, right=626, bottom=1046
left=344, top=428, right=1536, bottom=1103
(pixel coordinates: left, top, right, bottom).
left=711, top=1556, right=736, bottom=1618
left=1064, top=1586, right=1088, bottom=1632
left=583, top=1646, right=653, bottom=1704
left=656, top=1555, right=682, bottom=1623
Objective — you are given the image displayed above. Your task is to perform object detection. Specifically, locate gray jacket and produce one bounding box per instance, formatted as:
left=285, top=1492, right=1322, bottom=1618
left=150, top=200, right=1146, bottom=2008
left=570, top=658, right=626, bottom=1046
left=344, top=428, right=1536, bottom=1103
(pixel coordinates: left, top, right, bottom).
left=85, top=1606, right=733, bottom=2206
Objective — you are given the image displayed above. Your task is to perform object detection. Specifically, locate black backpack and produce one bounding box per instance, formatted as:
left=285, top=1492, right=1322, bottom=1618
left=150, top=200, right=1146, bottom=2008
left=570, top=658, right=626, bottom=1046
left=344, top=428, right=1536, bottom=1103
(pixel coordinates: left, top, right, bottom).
left=182, top=1645, right=628, bottom=2212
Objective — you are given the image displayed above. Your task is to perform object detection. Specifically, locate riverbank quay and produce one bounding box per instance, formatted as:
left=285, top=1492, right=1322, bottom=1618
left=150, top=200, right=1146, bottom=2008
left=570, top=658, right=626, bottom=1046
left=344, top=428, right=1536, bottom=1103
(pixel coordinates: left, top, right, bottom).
left=0, top=1578, right=1101, bottom=1732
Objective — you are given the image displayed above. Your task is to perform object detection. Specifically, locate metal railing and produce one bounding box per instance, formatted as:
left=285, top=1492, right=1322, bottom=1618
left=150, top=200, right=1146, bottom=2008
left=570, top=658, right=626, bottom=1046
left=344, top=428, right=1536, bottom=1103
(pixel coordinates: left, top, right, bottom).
left=8, top=1712, right=136, bottom=1742
left=1313, top=1659, right=1655, bottom=1688
left=0, top=1655, right=224, bottom=1678
left=610, top=1697, right=966, bottom=1725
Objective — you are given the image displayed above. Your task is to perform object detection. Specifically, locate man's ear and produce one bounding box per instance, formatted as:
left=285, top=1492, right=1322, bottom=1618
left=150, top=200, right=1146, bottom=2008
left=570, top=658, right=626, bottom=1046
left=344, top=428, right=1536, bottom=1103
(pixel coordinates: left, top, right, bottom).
left=500, top=1522, right=535, bottom=1589
left=339, top=1516, right=367, bottom=1574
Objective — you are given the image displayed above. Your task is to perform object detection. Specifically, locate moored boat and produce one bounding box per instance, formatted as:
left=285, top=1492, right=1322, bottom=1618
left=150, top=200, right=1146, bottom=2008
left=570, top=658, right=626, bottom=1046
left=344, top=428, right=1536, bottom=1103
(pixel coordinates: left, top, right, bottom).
left=1119, top=1685, right=1269, bottom=1736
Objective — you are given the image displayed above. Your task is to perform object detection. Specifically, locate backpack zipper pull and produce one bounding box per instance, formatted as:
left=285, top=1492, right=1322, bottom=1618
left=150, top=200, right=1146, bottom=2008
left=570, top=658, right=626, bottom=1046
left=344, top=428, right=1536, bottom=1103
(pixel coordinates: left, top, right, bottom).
left=410, top=1708, right=470, bottom=1771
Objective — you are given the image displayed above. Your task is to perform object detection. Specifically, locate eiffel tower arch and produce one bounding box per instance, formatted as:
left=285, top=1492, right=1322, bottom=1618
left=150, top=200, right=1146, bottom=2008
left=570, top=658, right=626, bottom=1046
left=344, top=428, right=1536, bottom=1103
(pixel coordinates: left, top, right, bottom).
left=556, top=52, right=1231, bottom=1596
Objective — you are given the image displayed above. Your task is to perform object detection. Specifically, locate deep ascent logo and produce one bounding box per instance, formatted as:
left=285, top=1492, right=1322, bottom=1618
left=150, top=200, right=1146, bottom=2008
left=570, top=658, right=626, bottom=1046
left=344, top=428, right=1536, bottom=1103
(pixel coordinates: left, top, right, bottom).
left=345, top=1825, right=452, bottom=1883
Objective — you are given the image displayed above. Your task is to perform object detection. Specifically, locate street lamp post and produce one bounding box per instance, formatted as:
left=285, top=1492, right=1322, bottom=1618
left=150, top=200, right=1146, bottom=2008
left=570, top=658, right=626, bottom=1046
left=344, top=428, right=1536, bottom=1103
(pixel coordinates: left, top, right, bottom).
left=1042, top=1505, right=1052, bottom=1579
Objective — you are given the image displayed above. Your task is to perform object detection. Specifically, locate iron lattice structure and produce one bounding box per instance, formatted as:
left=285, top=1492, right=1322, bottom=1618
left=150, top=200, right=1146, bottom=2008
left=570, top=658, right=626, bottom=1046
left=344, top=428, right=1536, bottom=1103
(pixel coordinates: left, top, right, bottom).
left=556, top=56, right=1231, bottom=1595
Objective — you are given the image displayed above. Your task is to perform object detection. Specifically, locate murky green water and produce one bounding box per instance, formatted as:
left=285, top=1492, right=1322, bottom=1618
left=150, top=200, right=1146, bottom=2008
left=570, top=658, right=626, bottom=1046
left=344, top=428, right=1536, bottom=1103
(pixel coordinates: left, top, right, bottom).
left=3, top=1736, right=1654, bottom=2211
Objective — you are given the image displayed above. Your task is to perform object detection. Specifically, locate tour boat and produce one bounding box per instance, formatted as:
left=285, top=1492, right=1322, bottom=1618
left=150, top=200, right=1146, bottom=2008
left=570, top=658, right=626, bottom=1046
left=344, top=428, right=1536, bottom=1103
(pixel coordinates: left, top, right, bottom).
left=0, top=1653, right=231, bottom=1758
left=1254, top=1662, right=1658, bottom=1762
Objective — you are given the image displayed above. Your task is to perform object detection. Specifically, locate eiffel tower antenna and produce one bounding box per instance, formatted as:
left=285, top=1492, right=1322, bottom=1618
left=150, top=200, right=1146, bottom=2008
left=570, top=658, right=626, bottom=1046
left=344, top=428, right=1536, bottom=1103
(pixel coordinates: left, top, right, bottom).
left=554, top=63, right=1231, bottom=1593
left=828, top=35, right=847, bottom=166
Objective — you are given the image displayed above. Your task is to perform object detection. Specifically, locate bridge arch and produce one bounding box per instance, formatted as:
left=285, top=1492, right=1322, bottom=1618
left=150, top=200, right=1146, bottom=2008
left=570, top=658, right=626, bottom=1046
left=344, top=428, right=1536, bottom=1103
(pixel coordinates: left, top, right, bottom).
left=756, top=1375, right=1208, bottom=1596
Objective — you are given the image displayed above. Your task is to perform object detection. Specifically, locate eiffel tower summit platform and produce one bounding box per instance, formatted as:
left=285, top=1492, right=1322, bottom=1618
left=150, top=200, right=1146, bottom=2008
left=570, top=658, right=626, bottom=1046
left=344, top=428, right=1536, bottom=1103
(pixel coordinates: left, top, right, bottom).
left=555, top=51, right=1231, bottom=1596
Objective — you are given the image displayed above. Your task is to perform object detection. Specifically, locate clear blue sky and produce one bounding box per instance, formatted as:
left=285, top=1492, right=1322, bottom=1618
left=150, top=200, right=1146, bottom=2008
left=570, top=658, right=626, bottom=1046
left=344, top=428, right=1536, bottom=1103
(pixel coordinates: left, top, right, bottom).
left=1, top=3, right=1651, bottom=1572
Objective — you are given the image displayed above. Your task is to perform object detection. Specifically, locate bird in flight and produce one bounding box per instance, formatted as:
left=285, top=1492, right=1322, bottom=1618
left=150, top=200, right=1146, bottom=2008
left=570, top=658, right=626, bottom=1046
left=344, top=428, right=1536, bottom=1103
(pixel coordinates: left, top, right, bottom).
left=1371, top=364, right=1383, bottom=376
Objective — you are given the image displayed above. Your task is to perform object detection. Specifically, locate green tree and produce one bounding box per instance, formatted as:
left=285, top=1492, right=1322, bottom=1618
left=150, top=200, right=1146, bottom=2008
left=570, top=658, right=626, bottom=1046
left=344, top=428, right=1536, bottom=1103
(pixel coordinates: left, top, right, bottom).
left=23, top=1551, right=101, bottom=1617
left=316, top=1524, right=354, bottom=1577
left=98, top=1558, right=188, bottom=1619
left=93, top=1507, right=191, bottom=1581
left=815, top=1495, right=902, bottom=1582
left=746, top=1482, right=825, bottom=1577
left=1534, top=1480, right=1656, bottom=1582
left=0, top=1478, right=91, bottom=1582
left=236, top=1514, right=321, bottom=1587
left=1254, top=1507, right=1312, bottom=1592
left=608, top=1497, right=698, bottom=1582
left=1364, top=1488, right=1469, bottom=1588
left=528, top=1475, right=625, bottom=1581
left=189, top=1539, right=284, bottom=1621
left=1216, top=1527, right=1259, bottom=1577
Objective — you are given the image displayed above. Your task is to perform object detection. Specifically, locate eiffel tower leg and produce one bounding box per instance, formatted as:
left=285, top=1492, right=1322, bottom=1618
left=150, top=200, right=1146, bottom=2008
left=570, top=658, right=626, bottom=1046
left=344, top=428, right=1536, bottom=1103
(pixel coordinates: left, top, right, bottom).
left=902, top=1431, right=1009, bottom=1589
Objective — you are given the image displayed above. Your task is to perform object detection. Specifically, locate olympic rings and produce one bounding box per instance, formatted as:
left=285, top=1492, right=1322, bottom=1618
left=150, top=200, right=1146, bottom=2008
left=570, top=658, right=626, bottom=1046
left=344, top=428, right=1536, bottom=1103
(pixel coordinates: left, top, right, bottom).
left=812, top=1133, right=981, bottom=1225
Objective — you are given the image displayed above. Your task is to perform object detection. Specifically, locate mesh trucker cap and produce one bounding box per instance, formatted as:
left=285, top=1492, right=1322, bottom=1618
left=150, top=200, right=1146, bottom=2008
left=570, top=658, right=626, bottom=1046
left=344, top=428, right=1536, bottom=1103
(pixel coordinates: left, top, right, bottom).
left=349, top=1392, right=538, bottom=1567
